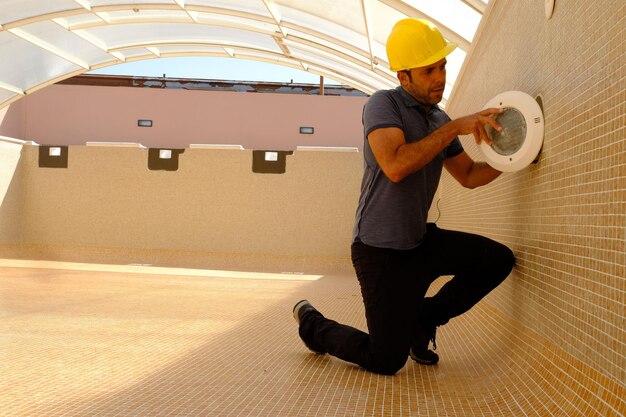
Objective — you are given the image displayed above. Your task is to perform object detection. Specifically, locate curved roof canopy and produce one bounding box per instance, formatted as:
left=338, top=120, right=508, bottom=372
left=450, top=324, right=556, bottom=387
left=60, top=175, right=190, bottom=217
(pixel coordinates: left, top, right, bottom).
left=0, top=0, right=489, bottom=109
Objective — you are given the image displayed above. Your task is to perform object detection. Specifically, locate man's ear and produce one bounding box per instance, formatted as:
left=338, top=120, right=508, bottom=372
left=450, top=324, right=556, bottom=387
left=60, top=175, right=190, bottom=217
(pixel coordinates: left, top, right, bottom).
left=397, top=70, right=408, bottom=86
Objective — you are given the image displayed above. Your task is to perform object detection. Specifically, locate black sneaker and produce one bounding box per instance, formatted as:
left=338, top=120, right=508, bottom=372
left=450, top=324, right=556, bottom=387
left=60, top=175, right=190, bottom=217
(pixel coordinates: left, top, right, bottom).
left=293, top=300, right=326, bottom=354
left=409, top=326, right=439, bottom=365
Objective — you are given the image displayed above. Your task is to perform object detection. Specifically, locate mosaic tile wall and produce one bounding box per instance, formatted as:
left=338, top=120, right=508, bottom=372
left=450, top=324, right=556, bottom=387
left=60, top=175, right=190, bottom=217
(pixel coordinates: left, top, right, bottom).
left=442, top=0, right=624, bottom=386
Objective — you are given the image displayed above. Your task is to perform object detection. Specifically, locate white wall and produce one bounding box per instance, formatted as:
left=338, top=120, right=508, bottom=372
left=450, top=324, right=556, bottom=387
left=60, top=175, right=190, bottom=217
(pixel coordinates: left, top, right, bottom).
left=0, top=138, right=24, bottom=245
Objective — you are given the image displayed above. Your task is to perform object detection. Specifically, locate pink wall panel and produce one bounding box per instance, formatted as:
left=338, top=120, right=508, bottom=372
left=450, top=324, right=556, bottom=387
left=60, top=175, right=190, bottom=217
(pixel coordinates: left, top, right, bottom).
left=17, top=85, right=367, bottom=150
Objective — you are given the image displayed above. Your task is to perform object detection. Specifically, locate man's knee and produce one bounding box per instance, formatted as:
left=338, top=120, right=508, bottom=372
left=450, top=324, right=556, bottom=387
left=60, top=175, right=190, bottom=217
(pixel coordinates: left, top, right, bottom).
left=487, top=243, right=515, bottom=285
left=496, top=244, right=516, bottom=275
left=369, top=352, right=408, bottom=376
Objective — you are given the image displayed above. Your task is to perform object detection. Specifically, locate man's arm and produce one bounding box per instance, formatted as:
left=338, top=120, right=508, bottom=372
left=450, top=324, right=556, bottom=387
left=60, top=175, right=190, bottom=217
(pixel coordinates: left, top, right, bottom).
left=444, top=151, right=501, bottom=189
left=368, top=108, right=503, bottom=183
left=367, top=124, right=456, bottom=183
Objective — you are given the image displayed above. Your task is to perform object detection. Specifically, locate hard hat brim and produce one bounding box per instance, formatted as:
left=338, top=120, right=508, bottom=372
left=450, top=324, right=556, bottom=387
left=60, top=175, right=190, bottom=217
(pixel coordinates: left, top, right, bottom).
left=390, top=42, right=458, bottom=72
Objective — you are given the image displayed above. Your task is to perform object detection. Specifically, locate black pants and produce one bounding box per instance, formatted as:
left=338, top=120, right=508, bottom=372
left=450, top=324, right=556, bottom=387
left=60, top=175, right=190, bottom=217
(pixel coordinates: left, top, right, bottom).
left=299, top=223, right=515, bottom=375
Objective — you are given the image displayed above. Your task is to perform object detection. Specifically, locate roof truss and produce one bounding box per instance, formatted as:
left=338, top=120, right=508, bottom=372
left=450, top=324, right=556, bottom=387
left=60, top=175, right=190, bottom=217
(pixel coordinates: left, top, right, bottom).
left=0, top=0, right=489, bottom=109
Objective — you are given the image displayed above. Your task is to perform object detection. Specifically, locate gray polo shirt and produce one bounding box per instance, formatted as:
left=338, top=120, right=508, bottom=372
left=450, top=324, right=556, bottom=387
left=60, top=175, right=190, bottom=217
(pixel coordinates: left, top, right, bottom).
left=352, top=86, right=463, bottom=250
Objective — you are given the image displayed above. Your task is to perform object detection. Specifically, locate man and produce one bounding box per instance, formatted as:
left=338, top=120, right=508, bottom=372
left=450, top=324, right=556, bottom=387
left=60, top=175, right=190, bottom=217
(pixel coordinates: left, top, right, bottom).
left=293, top=18, right=515, bottom=375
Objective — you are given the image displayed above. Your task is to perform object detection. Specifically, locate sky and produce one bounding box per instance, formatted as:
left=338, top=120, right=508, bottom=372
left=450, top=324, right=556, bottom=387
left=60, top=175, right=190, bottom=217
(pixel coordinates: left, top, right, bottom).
left=88, top=56, right=341, bottom=85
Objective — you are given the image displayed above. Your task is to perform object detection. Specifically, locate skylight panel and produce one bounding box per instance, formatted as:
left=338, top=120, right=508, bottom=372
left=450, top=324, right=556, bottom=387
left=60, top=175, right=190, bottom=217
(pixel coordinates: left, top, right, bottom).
left=403, top=0, right=482, bottom=41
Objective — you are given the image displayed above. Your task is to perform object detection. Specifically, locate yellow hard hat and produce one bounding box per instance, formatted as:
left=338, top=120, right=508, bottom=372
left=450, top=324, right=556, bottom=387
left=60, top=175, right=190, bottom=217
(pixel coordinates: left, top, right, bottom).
left=386, top=18, right=457, bottom=72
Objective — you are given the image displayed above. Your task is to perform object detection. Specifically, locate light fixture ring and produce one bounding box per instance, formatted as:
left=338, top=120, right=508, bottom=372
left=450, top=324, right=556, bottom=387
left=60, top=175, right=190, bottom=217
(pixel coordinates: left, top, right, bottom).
left=479, top=91, right=544, bottom=172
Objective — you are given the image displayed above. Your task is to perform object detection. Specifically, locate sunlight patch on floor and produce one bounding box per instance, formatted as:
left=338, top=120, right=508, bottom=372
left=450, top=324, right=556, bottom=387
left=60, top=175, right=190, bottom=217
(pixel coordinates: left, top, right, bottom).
left=0, top=258, right=323, bottom=281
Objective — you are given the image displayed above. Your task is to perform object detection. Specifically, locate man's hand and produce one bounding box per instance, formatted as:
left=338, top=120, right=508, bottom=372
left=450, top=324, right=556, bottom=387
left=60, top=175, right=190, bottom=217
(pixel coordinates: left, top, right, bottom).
left=452, top=108, right=503, bottom=145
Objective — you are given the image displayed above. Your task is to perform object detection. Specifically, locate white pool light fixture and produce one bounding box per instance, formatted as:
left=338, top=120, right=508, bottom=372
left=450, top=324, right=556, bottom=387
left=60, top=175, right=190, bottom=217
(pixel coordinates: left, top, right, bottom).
left=479, top=91, right=544, bottom=172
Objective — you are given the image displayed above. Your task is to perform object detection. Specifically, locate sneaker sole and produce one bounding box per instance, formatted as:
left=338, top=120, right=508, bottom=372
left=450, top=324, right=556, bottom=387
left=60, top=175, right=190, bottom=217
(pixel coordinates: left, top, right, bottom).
left=410, top=355, right=439, bottom=365
left=293, top=299, right=311, bottom=324
left=409, top=349, right=439, bottom=365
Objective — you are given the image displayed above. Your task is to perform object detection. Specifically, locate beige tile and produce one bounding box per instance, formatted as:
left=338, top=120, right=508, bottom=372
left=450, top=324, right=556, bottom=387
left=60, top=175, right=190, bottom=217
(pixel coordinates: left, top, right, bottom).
left=1, top=260, right=623, bottom=416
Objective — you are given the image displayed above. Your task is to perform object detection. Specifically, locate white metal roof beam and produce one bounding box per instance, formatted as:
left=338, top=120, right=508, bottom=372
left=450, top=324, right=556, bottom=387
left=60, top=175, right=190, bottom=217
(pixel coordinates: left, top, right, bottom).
left=272, top=36, right=291, bottom=56
left=73, top=0, right=92, bottom=11
left=282, top=24, right=371, bottom=65
left=262, top=0, right=288, bottom=37
left=284, top=36, right=396, bottom=84
left=360, top=0, right=377, bottom=71
left=8, top=28, right=91, bottom=69
left=109, top=41, right=277, bottom=56
left=146, top=46, right=161, bottom=57
left=0, top=81, right=25, bottom=95
left=312, top=69, right=377, bottom=93
left=377, top=0, right=471, bottom=51
left=71, top=28, right=126, bottom=63
left=1, top=8, right=90, bottom=30
left=460, top=0, right=487, bottom=14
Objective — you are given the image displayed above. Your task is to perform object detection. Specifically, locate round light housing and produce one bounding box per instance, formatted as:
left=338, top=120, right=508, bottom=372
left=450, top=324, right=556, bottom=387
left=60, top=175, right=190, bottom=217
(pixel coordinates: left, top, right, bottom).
left=479, top=91, right=544, bottom=172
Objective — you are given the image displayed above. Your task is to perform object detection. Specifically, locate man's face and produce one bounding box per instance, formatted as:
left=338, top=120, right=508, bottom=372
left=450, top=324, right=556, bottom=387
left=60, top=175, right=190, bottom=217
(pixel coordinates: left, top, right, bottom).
left=400, top=58, right=447, bottom=108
